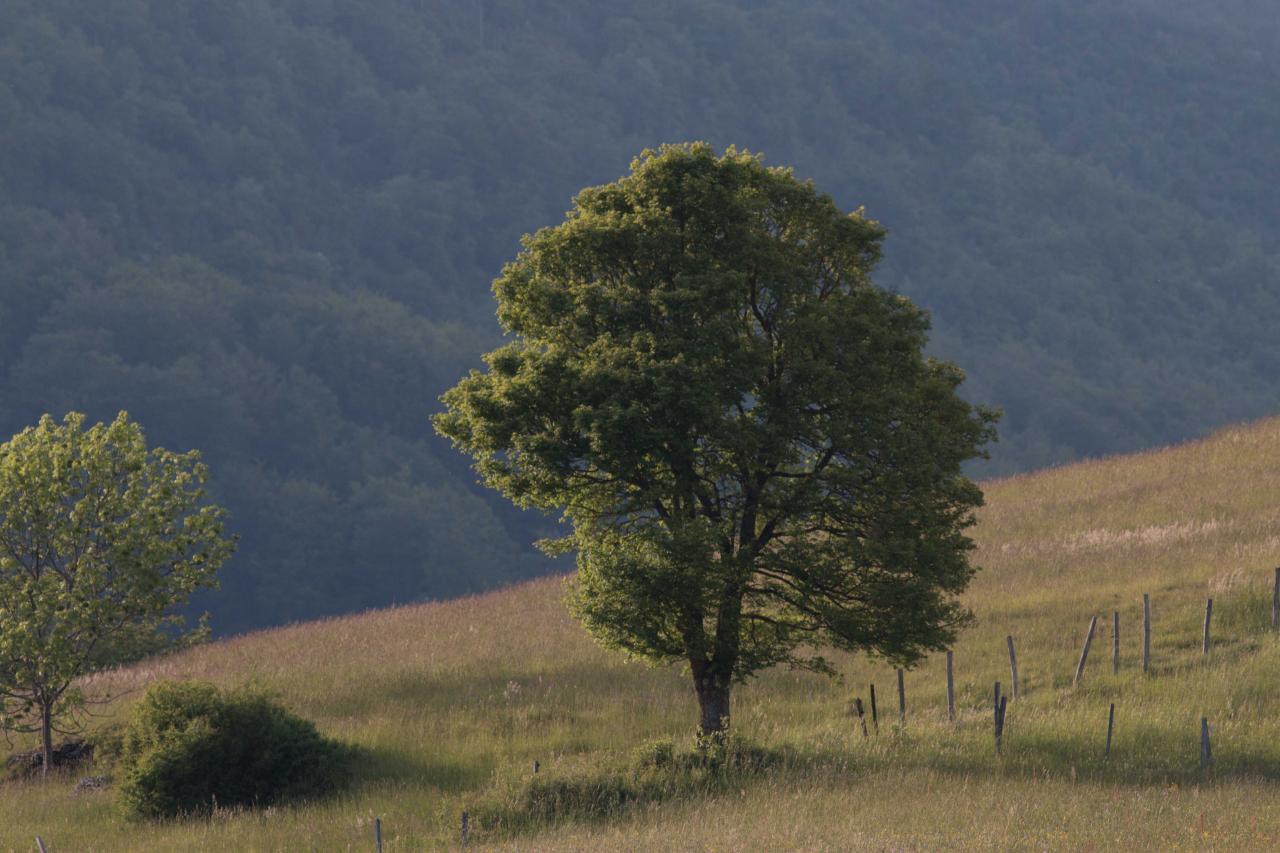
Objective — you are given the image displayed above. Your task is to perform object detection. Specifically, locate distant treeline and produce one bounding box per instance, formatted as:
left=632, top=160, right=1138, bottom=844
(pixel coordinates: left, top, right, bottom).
left=0, top=0, right=1276, bottom=631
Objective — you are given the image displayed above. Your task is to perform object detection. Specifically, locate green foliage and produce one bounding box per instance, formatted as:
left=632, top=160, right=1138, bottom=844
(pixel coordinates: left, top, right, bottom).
left=437, top=144, right=997, bottom=732
left=0, top=0, right=1278, bottom=633
left=0, top=412, right=234, bottom=768
left=479, top=735, right=785, bottom=830
left=117, top=681, right=350, bottom=820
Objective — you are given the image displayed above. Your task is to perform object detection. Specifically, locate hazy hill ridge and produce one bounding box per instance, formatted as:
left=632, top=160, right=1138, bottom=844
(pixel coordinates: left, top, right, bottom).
left=0, top=0, right=1276, bottom=631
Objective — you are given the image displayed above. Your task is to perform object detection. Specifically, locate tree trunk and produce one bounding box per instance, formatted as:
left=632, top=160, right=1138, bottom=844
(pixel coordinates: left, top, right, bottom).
left=695, top=674, right=731, bottom=736
left=41, top=703, right=54, bottom=779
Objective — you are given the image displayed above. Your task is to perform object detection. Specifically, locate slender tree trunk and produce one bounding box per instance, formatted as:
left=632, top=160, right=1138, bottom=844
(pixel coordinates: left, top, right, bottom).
left=694, top=671, right=731, bottom=736
left=41, top=703, right=54, bottom=779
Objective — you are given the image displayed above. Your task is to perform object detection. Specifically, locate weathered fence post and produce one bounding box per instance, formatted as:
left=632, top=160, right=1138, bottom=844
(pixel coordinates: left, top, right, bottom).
left=1203, top=598, right=1213, bottom=656
left=946, top=650, right=956, bottom=722
left=1105, top=703, right=1115, bottom=759
left=995, top=695, right=1008, bottom=754
left=534, top=760, right=540, bottom=774
left=1200, top=718, right=1212, bottom=770
left=1112, top=610, right=1120, bottom=673
left=1273, top=568, right=1279, bottom=630
left=462, top=811, right=470, bottom=848
left=1006, top=635, right=1020, bottom=699
left=855, top=697, right=868, bottom=737
left=375, top=817, right=383, bottom=853
left=993, top=681, right=1001, bottom=728
left=897, top=668, right=906, bottom=721
left=869, top=683, right=879, bottom=733
left=1074, top=615, right=1098, bottom=686
left=1142, top=594, right=1151, bottom=674
left=35, top=838, right=48, bottom=853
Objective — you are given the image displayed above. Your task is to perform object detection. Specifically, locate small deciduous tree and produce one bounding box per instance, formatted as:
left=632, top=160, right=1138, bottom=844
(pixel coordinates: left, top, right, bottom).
left=0, top=412, right=235, bottom=774
left=434, top=144, right=997, bottom=735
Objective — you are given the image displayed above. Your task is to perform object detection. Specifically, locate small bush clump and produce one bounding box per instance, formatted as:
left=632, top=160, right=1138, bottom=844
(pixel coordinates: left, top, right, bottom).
left=117, top=681, right=349, bottom=819
left=480, top=734, right=787, bottom=832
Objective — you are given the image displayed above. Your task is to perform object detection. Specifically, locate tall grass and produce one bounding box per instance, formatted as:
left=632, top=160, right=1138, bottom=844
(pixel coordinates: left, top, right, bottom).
left=5, top=417, right=1280, bottom=849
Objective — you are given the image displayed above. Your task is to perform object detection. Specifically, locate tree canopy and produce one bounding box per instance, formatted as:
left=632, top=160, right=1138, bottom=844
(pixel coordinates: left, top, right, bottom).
left=436, top=145, right=997, bottom=733
left=0, top=412, right=235, bottom=773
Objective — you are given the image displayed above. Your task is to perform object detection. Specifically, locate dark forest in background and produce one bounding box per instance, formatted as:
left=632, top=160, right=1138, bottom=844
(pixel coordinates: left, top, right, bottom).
left=1, top=0, right=1277, bottom=632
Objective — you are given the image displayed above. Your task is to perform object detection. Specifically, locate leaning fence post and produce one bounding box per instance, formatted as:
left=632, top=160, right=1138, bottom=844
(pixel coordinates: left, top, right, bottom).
left=1074, top=615, right=1098, bottom=686
left=1203, top=598, right=1213, bottom=656
left=375, top=817, right=383, bottom=853
left=897, top=668, right=906, bottom=721
left=869, top=683, right=879, bottom=733
left=1200, top=718, right=1212, bottom=770
left=946, top=650, right=956, bottom=722
left=1273, top=568, right=1279, bottom=630
left=1112, top=610, right=1120, bottom=673
left=1105, top=703, right=1115, bottom=759
left=1006, top=635, right=1020, bottom=699
left=1142, top=594, right=1151, bottom=674
left=35, top=838, right=48, bottom=853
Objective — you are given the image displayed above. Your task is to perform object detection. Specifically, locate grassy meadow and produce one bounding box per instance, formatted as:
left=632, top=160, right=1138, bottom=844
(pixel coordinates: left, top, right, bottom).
left=7, top=417, right=1280, bottom=850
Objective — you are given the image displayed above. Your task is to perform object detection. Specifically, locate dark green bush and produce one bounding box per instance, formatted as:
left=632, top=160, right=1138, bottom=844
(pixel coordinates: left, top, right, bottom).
left=117, top=681, right=349, bottom=819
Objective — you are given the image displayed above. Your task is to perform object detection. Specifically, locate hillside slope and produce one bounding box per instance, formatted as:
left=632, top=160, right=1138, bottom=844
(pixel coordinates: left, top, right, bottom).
left=1, top=0, right=1279, bottom=631
left=6, top=416, right=1280, bottom=849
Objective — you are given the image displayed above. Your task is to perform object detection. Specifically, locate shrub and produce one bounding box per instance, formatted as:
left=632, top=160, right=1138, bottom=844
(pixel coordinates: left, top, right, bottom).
left=117, top=681, right=349, bottom=819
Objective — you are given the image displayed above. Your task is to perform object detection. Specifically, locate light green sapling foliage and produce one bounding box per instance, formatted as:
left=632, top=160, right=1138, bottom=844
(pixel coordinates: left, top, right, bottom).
left=0, top=412, right=235, bottom=773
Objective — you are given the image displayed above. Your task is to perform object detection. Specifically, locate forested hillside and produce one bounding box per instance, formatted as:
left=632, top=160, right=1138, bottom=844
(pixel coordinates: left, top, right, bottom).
left=1, top=0, right=1276, bottom=631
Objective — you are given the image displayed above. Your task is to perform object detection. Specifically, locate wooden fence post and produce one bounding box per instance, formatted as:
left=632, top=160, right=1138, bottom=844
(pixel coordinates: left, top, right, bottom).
left=946, top=650, right=956, bottom=722
left=897, top=668, right=906, bottom=721
left=1200, top=718, right=1212, bottom=770
left=1105, top=703, right=1115, bottom=759
left=995, top=695, right=1008, bottom=754
left=855, top=697, right=868, bottom=737
left=1006, top=635, right=1020, bottom=699
left=35, top=838, right=48, bottom=853
left=462, top=811, right=470, bottom=848
left=375, top=817, right=383, bottom=853
left=1142, top=594, right=1151, bottom=674
left=1203, top=598, right=1213, bottom=656
left=1112, top=610, right=1120, bottom=674
left=870, top=683, right=879, bottom=733
left=1272, top=568, right=1279, bottom=630
left=993, top=681, right=1001, bottom=728
left=1074, top=615, right=1098, bottom=686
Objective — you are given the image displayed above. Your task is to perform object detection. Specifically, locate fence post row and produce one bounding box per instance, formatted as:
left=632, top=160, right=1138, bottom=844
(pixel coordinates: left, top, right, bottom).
left=1200, top=718, right=1212, bottom=770
left=1074, top=615, right=1098, bottom=686
left=1142, top=593, right=1151, bottom=674
left=1203, top=598, right=1213, bottom=656
left=1273, top=567, right=1279, bottom=630
left=946, top=650, right=956, bottom=722
left=995, top=695, right=1008, bottom=754
left=1006, top=635, right=1020, bottom=699
left=1112, top=610, right=1120, bottom=673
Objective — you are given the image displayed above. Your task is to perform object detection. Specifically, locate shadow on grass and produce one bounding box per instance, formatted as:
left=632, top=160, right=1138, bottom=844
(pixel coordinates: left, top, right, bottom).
left=351, top=742, right=488, bottom=790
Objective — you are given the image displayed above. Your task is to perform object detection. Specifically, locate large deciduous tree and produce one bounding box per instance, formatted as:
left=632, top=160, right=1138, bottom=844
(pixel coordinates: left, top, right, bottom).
left=0, top=412, right=235, bottom=774
left=434, top=143, right=997, bottom=735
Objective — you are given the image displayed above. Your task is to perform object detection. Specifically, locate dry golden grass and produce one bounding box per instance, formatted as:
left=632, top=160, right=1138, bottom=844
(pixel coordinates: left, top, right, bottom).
left=6, top=417, right=1280, bottom=850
